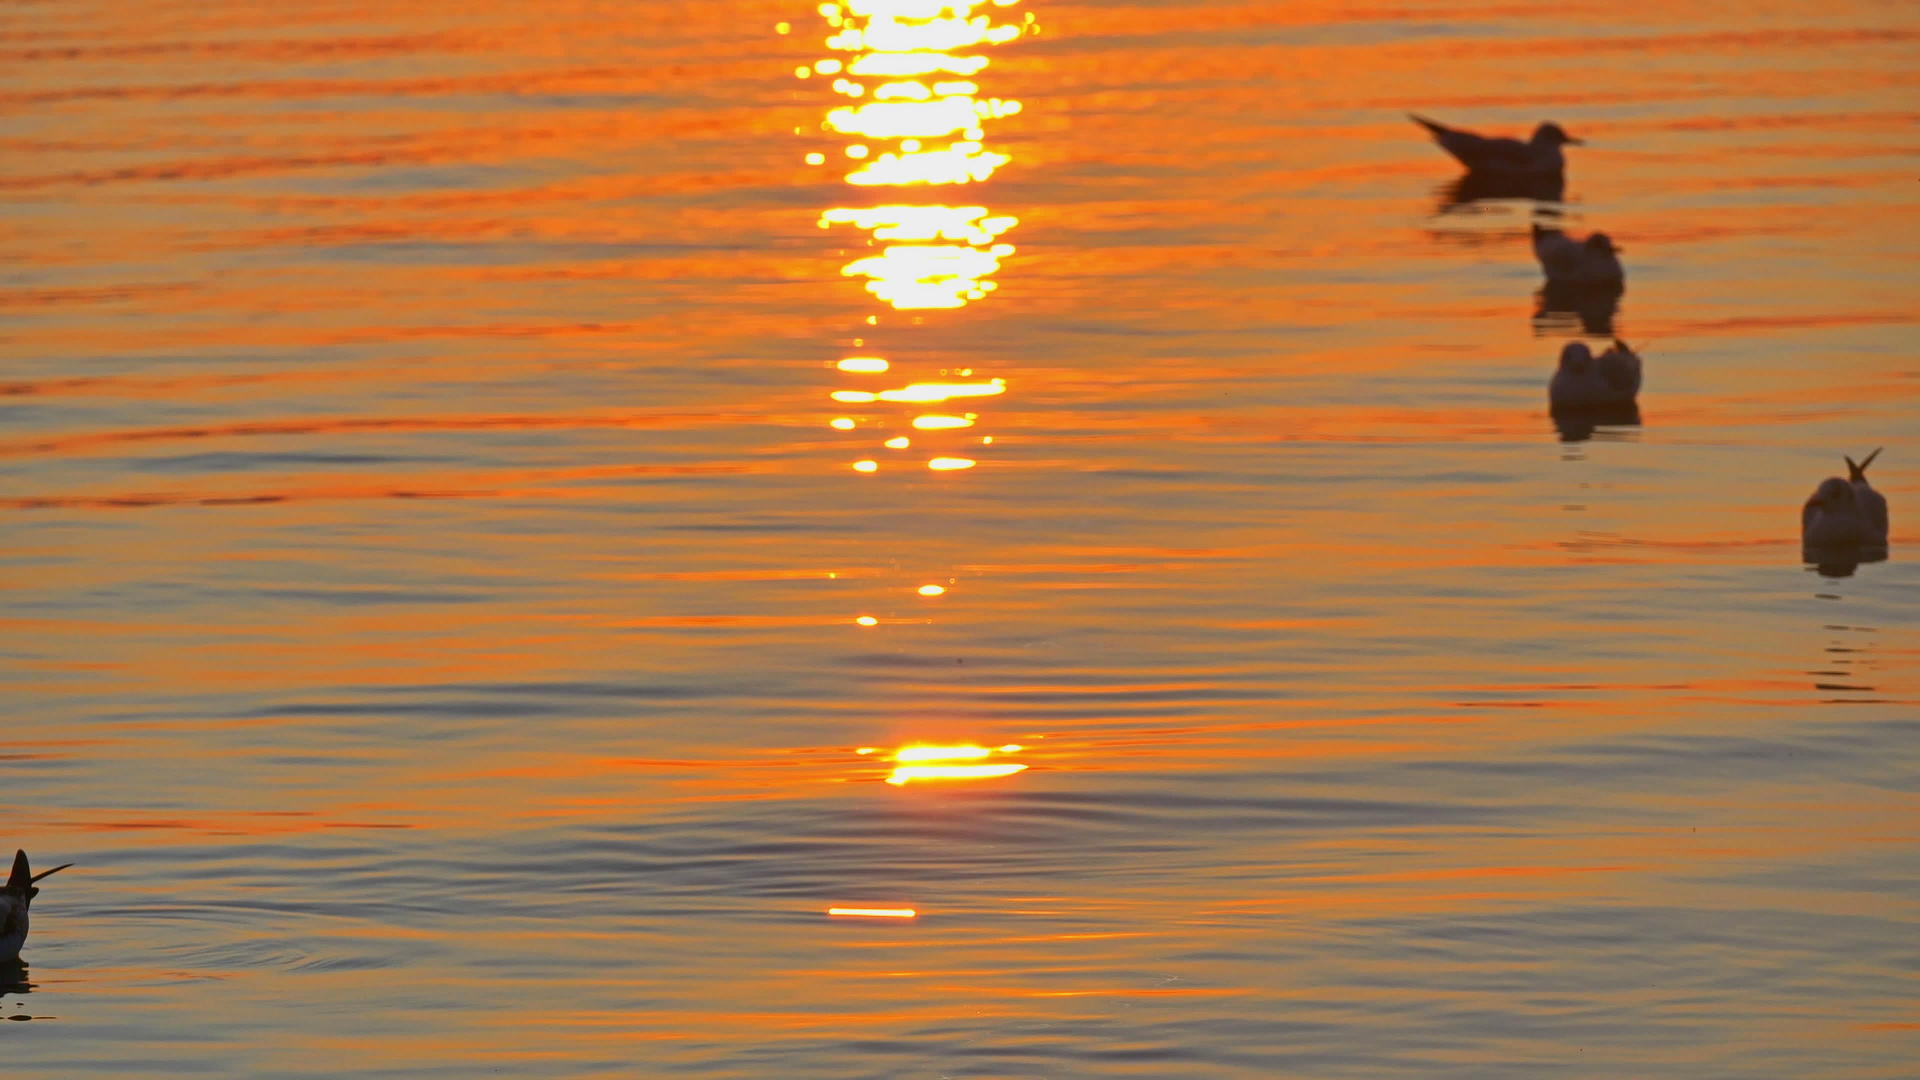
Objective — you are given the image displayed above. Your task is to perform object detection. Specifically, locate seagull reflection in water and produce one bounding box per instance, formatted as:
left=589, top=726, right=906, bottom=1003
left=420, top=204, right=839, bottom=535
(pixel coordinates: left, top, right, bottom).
left=0, top=958, right=32, bottom=999
left=1809, top=624, right=1882, bottom=701
left=1549, top=339, right=1642, bottom=443
left=1533, top=280, right=1621, bottom=337
left=1550, top=401, right=1641, bottom=444
left=1434, top=170, right=1566, bottom=214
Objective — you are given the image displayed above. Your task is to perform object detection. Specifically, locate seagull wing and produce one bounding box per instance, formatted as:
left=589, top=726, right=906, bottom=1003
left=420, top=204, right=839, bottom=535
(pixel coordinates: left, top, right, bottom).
left=1410, top=114, right=1522, bottom=168
left=1598, top=343, right=1641, bottom=395
left=1532, top=226, right=1581, bottom=275
left=1844, top=449, right=1889, bottom=541
left=1856, top=486, right=1890, bottom=540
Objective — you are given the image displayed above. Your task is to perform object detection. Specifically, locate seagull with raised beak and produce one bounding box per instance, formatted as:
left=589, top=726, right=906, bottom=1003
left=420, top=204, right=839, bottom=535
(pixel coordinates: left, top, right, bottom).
left=1803, top=449, right=1890, bottom=551
left=2, top=850, right=72, bottom=962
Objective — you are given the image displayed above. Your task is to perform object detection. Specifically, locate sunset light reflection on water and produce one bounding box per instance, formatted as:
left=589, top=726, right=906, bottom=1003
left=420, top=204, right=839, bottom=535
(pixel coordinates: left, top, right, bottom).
left=884, top=743, right=1030, bottom=784
left=811, top=0, right=1026, bottom=312
left=814, top=0, right=1026, bottom=606
left=3, top=0, right=1916, bottom=1075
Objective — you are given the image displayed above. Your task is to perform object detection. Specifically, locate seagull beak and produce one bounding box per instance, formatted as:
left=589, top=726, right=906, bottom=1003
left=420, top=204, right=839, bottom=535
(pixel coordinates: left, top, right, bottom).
left=1566, top=136, right=1586, bottom=146
left=29, top=863, right=72, bottom=885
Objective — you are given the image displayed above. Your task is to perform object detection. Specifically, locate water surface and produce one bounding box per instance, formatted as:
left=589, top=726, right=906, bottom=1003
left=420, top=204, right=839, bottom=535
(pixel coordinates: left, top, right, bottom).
left=2, top=0, right=1916, bottom=1076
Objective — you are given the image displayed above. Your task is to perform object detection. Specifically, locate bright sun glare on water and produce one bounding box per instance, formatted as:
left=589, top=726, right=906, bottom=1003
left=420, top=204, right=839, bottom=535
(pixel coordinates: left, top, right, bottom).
left=827, top=907, right=918, bottom=918
left=882, top=743, right=1029, bottom=785
left=811, top=2, right=1030, bottom=619
left=807, top=1, right=1028, bottom=312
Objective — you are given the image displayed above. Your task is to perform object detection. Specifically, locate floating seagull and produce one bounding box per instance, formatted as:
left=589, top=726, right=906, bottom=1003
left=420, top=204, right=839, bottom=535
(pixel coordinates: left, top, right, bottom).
left=1803, top=449, right=1890, bottom=552
left=1410, top=114, right=1583, bottom=176
left=1550, top=339, right=1641, bottom=412
left=1533, top=224, right=1624, bottom=289
left=1547, top=341, right=1641, bottom=442
left=1, top=850, right=71, bottom=962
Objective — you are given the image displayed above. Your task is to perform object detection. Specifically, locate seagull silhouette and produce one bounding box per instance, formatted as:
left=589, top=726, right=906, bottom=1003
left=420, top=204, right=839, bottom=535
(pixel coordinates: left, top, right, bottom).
left=1, top=850, right=71, bottom=962
left=1409, top=114, right=1583, bottom=176
left=1804, top=449, right=1890, bottom=552
left=1550, top=340, right=1641, bottom=412
left=1533, top=224, right=1624, bottom=289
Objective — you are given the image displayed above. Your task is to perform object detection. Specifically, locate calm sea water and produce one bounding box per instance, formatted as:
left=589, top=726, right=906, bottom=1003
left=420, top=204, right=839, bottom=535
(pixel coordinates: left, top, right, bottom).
left=3, top=1, right=1916, bottom=1076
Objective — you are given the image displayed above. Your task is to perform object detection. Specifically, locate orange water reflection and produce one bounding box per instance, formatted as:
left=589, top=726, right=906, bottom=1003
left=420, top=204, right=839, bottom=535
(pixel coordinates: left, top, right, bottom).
left=884, top=742, right=1029, bottom=784
left=828, top=906, right=918, bottom=918
left=8, top=0, right=1917, bottom=1073
left=809, top=1, right=1028, bottom=622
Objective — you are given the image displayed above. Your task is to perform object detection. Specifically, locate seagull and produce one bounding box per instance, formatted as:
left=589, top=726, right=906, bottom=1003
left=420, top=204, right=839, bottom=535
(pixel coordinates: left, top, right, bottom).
left=1550, top=339, right=1641, bottom=412
left=1804, top=449, right=1890, bottom=551
left=1410, top=114, right=1583, bottom=176
left=1, top=850, right=71, bottom=962
left=1533, top=224, right=1624, bottom=289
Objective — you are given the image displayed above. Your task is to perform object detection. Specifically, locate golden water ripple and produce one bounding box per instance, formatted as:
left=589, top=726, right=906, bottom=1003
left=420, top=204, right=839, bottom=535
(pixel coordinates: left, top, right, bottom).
left=2, top=0, right=1917, bottom=1076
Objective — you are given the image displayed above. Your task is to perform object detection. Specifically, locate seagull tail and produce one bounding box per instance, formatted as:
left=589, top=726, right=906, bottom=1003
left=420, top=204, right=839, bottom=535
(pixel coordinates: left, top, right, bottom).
left=1408, top=113, right=1448, bottom=138
left=1846, top=447, right=1882, bottom=484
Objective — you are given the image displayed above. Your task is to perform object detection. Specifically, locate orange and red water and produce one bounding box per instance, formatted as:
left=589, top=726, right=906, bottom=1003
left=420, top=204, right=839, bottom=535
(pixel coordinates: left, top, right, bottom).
left=2, top=1, right=1916, bottom=1075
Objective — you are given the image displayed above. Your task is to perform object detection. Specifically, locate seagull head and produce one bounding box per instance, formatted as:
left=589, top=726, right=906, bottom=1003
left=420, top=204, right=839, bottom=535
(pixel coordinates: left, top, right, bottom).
left=1533, top=122, right=1583, bottom=147
left=1584, top=232, right=1621, bottom=255
left=1558, top=341, right=1593, bottom=373
left=5, top=850, right=71, bottom=906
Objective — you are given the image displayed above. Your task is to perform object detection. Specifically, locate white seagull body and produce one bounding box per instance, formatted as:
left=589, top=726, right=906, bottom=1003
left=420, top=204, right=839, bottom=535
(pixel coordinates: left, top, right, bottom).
left=1550, top=340, right=1641, bottom=411
left=1410, top=114, right=1583, bottom=175
left=1, top=849, right=71, bottom=962
left=1803, top=449, right=1890, bottom=550
left=1533, top=224, right=1624, bottom=289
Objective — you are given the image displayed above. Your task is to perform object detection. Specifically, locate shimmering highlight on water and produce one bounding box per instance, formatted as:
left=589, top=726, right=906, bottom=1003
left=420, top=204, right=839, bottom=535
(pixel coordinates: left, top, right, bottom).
left=1, top=0, right=1916, bottom=1076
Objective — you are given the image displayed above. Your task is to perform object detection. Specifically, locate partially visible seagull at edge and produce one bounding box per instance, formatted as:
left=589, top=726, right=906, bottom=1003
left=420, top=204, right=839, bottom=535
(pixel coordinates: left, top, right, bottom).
left=1803, top=448, right=1890, bottom=553
left=1409, top=114, right=1583, bottom=176
left=1550, top=339, right=1641, bottom=413
left=1533, top=224, right=1624, bottom=289
left=2, top=850, right=72, bottom=962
